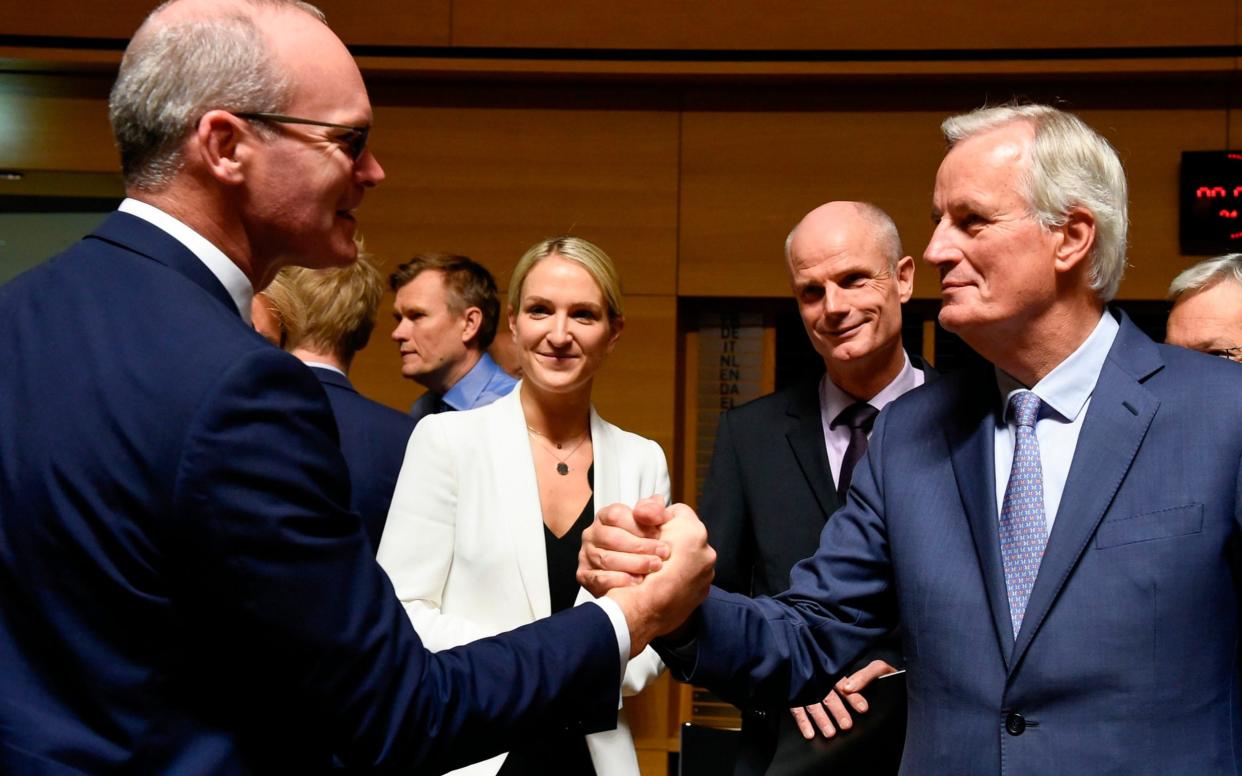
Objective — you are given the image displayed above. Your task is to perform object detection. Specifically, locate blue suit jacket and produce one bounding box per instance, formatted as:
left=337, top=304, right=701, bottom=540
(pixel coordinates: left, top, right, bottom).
left=664, top=312, right=1242, bottom=775
left=309, top=366, right=414, bottom=550
left=0, top=212, right=619, bottom=773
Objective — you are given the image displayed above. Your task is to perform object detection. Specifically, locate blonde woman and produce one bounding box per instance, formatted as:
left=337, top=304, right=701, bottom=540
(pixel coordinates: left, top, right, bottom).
left=378, top=236, right=667, bottom=776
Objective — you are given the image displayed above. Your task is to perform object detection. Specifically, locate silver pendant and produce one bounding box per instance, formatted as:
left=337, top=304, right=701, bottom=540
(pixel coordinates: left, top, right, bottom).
left=556, top=462, right=569, bottom=476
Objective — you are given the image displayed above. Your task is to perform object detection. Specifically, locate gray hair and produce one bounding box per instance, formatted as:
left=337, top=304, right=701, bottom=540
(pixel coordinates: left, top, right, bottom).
left=941, top=103, right=1129, bottom=302
left=109, top=0, right=326, bottom=191
left=784, top=201, right=903, bottom=272
left=1168, top=254, right=1242, bottom=301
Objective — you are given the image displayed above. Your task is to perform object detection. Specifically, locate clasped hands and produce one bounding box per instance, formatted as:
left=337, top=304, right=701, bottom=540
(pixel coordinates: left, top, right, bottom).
left=576, top=496, right=892, bottom=739
left=576, top=496, right=715, bottom=657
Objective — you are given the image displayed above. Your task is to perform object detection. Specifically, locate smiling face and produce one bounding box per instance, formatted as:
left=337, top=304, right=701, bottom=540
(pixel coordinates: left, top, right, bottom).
left=786, top=203, right=914, bottom=376
left=242, top=7, right=384, bottom=270
left=510, top=255, right=622, bottom=397
left=924, top=121, right=1062, bottom=346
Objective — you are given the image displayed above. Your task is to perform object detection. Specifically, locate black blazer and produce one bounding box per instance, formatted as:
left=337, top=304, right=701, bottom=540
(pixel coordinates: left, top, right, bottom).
left=700, top=357, right=934, bottom=776
left=0, top=211, right=620, bottom=773
left=310, top=367, right=415, bottom=550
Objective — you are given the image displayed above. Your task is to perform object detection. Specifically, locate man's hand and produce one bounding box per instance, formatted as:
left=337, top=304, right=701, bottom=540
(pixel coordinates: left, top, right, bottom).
left=790, top=660, right=896, bottom=739
left=577, top=495, right=671, bottom=597
left=578, top=498, right=715, bottom=657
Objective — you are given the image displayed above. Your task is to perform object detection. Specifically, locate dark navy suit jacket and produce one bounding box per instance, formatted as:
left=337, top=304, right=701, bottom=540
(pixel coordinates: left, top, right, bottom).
left=0, top=212, right=618, bottom=773
left=308, top=366, right=414, bottom=550
left=664, top=313, right=1242, bottom=775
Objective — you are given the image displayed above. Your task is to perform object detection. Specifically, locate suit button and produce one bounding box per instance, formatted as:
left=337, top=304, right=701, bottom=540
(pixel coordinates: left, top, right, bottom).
left=1004, top=712, right=1026, bottom=736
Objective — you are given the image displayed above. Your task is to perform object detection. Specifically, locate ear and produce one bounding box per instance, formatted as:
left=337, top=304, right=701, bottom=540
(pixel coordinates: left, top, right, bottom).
left=192, top=109, right=250, bottom=186
left=1053, top=207, right=1096, bottom=275
left=894, top=255, right=916, bottom=303
left=605, top=315, right=625, bottom=354
left=459, top=306, right=483, bottom=345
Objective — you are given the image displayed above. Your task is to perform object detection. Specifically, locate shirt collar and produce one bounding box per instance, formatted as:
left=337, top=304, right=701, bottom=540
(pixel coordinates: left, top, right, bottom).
left=118, top=198, right=254, bottom=324
left=820, top=351, right=918, bottom=423
left=442, top=352, right=499, bottom=410
left=994, top=309, right=1120, bottom=422
left=303, top=361, right=348, bottom=378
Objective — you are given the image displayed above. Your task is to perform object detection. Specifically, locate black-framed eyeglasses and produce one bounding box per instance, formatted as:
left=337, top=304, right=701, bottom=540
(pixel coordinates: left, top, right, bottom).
left=1206, top=345, right=1242, bottom=362
left=233, top=112, right=370, bottom=160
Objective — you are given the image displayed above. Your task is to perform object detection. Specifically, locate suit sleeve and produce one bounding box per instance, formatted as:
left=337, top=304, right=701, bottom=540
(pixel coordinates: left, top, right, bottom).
left=172, top=349, right=619, bottom=771
left=376, top=416, right=499, bottom=650
left=657, top=410, right=899, bottom=710
left=698, top=410, right=754, bottom=595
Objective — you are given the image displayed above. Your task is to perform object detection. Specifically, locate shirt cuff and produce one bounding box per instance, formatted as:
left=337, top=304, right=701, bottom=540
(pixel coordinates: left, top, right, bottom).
left=586, top=597, right=630, bottom=690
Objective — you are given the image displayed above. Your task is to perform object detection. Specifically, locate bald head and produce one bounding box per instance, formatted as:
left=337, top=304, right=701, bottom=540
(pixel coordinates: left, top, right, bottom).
left=786, top=201, right=903, bottom=275
left=784, top=201, right=915, bottom=397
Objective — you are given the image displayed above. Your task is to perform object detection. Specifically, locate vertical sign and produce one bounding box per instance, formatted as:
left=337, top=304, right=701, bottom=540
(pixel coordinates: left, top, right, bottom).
left=695, top=311, right=766, bottom=501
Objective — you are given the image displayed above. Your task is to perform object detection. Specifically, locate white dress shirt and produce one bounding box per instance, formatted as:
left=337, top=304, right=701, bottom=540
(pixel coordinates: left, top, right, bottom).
left=993, top=311, right=1120, bottom=532
left=118, top=198, right=254, bottom=323
left=819, top=352, right=926, bottom=488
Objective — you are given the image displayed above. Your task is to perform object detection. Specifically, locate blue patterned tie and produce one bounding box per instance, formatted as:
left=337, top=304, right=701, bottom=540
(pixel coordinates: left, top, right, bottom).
left=999, top=390, right=1048, bottom=637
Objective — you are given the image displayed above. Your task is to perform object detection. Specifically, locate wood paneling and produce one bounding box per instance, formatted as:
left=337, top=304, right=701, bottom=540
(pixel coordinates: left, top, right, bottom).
left=360, top=83, right=679, bottom=296
left=0, top=74, right=117, bottom=172
left=314, top=0, right=451, bottom=47
left=451, top=0, right=1233, bottom=51
left=679, top=89, right=947, bottom=299
left=0, top=0, right=450, bottom=47
left=679, top=82, right=1235, bottom=300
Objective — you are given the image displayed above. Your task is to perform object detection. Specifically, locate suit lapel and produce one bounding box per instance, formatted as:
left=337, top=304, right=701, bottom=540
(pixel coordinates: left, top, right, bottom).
left=1010, top=317, right=1162, bottom=670
left=784, top=378, right=839, bottom=520
left=89, top=211, right=239, bottom=317
left=945, top=369, right=1016, bottom=663
left=494, top=386, right=553, bottom=620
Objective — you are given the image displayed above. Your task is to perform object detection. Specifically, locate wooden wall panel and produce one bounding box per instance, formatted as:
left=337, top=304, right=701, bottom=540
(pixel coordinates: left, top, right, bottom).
left=361, top=84, right=679, bottom=296
left=0, top=1, right=151, bottom=39
left=679, top=82, right=1234, bottom=301
left=679, top=90, right=947, bottom=299
left=451, top=0, right=1234, bottom=51
left=0, top=0, right=450, bottom=47
left=312, top=0, right=451, bottom=47
left=0, top=74, right=117, bottom=172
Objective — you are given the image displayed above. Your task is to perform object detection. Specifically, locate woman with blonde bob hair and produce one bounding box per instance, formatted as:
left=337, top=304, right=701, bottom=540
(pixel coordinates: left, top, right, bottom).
left=378, top=236, right=667, bottom=776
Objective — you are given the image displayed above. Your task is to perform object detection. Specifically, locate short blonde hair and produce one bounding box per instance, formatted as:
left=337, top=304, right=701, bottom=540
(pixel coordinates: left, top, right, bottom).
left=262, top=253, right=384, bottom=359
left=508, top=236, right=624, bottom=322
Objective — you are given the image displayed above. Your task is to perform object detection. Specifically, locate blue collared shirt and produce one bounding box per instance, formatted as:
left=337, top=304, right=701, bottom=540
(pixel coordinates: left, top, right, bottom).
left=410, top=352, right=517, bottom=420
left=993, top=310, right=1120, bottom=531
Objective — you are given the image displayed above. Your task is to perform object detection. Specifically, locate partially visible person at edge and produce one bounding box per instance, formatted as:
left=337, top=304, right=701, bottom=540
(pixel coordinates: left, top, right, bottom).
left=254, top=252, right=415, bottom=549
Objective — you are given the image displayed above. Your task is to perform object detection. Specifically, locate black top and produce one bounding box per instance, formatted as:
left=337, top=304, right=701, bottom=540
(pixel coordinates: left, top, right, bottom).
left=497, top=468, right=597, bottom=776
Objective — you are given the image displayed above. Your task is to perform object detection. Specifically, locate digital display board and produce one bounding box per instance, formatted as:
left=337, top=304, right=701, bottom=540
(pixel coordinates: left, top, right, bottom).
left=1180, top=151, right=1242, bottom=254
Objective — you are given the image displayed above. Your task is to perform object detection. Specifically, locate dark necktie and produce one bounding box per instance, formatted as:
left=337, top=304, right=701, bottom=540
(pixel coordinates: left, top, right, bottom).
left=999, top=390, right=1048, bottom=637
left=832, top=401, right=880, bottom=503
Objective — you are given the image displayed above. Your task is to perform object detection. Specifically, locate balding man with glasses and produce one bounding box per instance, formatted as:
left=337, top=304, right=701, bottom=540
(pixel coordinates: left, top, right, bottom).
left=0, top=0, right=712, bottom=772
left=1167, top=253, right=1242, bottom=361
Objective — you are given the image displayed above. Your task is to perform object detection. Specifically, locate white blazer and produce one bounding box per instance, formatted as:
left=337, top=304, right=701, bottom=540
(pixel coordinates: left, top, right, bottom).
left=377, top=385, right=669, bottom=776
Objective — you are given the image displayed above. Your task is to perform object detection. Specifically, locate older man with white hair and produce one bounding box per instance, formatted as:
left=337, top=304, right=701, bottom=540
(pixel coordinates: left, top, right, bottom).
left=582, top=103, right=1242, bottom=775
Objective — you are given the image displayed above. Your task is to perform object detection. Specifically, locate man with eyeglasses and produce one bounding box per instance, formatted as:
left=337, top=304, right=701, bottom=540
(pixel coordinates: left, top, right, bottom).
left=0, top=0, right=712, bottom=772
left=1166, top=253, right=1242, bottom=362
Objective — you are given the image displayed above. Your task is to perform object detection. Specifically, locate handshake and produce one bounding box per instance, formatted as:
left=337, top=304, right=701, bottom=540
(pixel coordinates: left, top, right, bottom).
left=576, top=496, right=717, bottom=657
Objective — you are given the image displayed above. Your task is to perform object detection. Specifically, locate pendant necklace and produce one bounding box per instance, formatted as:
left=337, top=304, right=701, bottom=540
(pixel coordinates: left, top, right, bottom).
left=527, top=426, right=590, bottom=476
